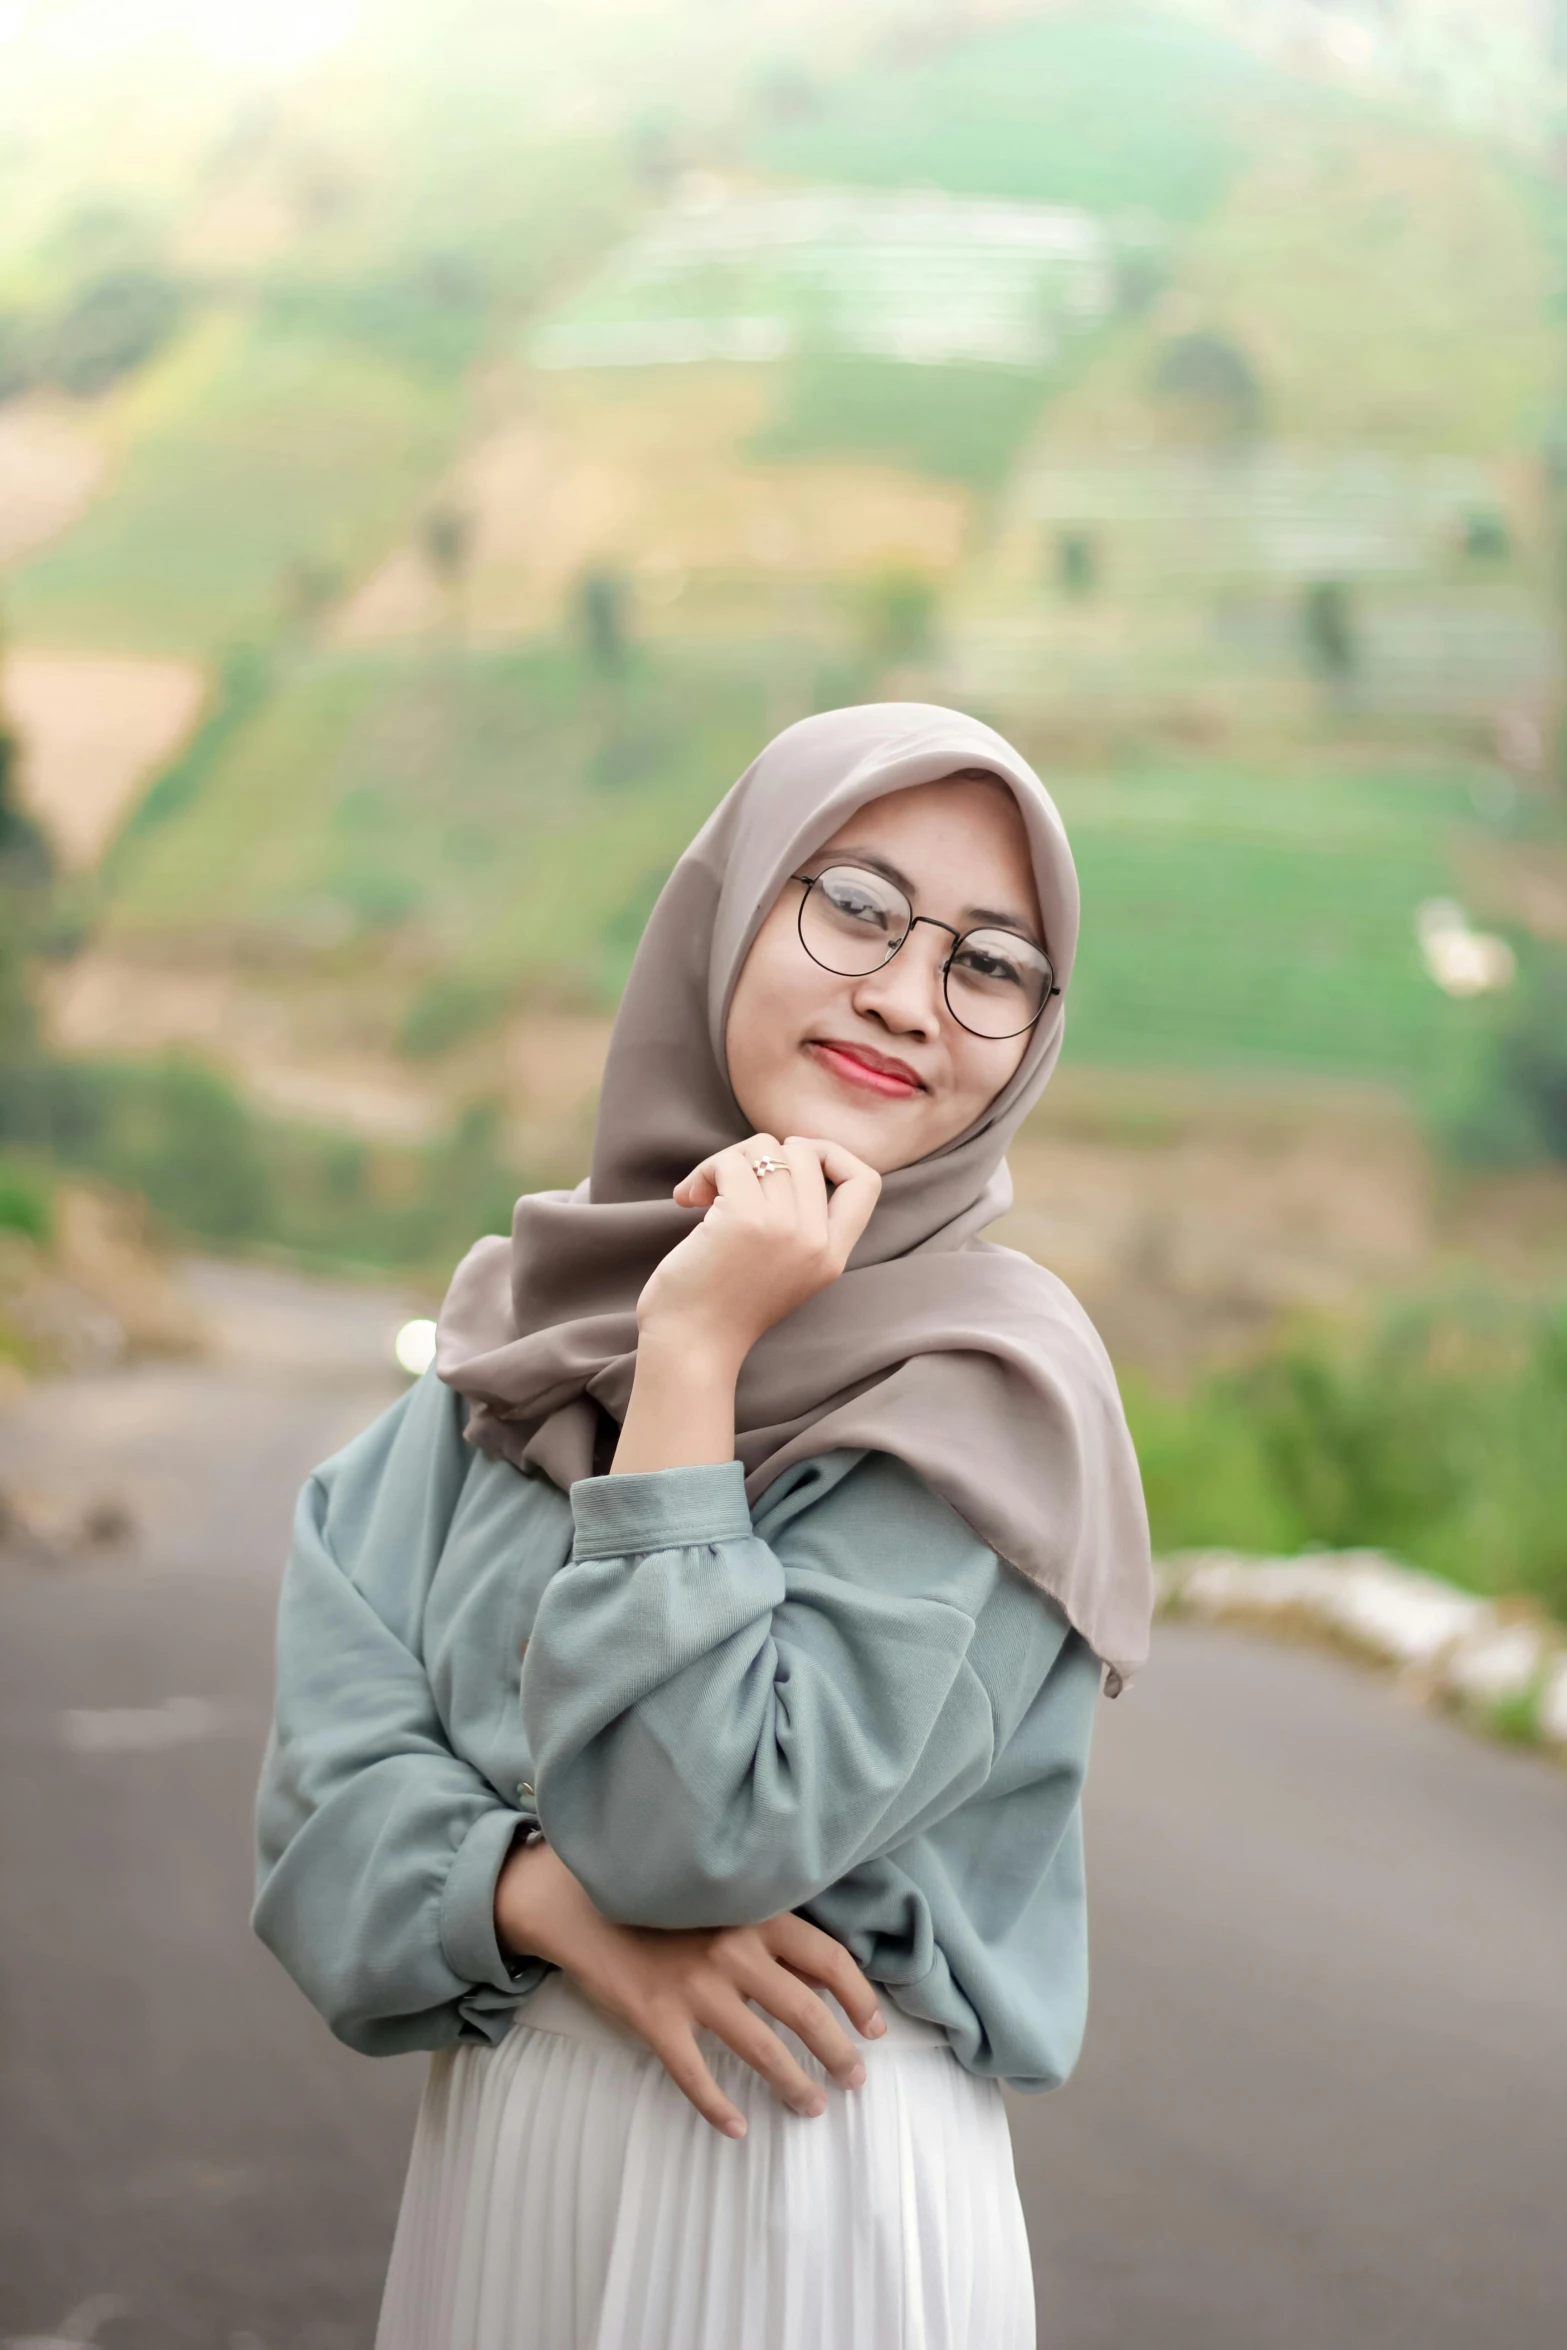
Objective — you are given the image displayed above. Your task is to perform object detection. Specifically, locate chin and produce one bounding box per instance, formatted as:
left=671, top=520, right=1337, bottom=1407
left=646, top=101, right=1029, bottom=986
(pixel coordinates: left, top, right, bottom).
left=774, top=1075, right=931, bottom=1171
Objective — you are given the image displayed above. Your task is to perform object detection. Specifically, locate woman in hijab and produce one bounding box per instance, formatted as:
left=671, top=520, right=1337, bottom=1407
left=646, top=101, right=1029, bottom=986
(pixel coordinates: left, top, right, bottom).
left=253, top=703, right=1152, bottom=2350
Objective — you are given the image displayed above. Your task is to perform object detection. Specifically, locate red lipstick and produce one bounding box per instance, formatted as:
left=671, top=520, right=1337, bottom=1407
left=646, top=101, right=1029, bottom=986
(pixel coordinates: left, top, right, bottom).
left=807, top=1039, right=925, bottom=1099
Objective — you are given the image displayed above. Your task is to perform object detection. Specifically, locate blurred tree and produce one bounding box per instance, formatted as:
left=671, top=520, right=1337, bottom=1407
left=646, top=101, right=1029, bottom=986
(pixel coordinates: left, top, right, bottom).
left=95, top=1057, right=271, bottom=1241
left=1151, top=327, right=1264, bottom=444
left=0, top=1159, right=51, bottom=1246
left=1301, top=578, right=1358, bottom=687
left=44, top=200, right=147, bottom=277
left=0, top=310, right=37, bottom=404
left=753, top=63, right=822, bottom=125
left=398, top=975, right=508, bottom=1061
left=0, top=654, right=55, bottom=1108
left=859, top=564, right=937, bottom=667
left=1462, top=507, right=1511, bottom=562
left=421, top=503, right=474, bottom=633
left=1113, top=242, right=1168, bottom=319
left=1055, top=527, right=1099, bottom=598
left=281, top=556, right=346, bottom=638
left=578, top=568, right=631, bottom=671
left=0, top=722, right=52, bottom=895
left=46, top=268, right=184, bottom=397
left=1437, top=948, right=1567, bottom=1167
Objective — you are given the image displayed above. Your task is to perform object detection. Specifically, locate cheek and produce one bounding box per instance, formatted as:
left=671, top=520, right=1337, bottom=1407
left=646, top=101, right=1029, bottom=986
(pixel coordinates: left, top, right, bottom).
left=949, top=1035, right=1029, bottom=1117
left=724, top=921, right=823, bottom=1091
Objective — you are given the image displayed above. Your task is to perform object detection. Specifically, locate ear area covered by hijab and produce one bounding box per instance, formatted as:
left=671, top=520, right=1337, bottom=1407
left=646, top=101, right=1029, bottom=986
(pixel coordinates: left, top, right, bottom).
left=437, top=704, right=1153, bottom=1692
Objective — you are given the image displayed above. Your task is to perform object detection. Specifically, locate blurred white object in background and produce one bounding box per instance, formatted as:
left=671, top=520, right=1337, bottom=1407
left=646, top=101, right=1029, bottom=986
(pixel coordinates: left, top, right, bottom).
left=394, top=1318, right=439, bottom=1378
left=1415, top=898, right=1516, bottom=997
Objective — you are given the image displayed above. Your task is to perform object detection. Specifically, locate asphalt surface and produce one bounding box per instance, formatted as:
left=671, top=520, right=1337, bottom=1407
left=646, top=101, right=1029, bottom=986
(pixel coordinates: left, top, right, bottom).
left=1, top=1262, right=1563, bottom=2350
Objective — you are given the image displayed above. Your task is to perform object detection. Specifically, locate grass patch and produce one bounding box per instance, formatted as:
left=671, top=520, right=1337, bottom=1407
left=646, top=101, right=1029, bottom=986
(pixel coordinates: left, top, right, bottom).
left=0, top=1053, right=526, bottom=1276
left=754, top=5, right=1268, bottom=219
left=751, top=358, right=1054, bottom=492
left=106, top=643, right=272, bottom=867
left=0, top=1157, right=52, bottom=1245
left=1128, top=1296, right=1567, bottom=1622
left=1035, top=109, right=1558, bottom=459
left=9, top=307, right=462, bottom=658
left=1047, top=760, right=1477, bottom=1083
left=102, top=641, right=773, bottom=1002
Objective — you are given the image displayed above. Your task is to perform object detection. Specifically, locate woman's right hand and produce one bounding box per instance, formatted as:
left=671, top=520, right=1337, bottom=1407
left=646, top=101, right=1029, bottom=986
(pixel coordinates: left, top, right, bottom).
left=494, top=1836, right=887, bottom=2138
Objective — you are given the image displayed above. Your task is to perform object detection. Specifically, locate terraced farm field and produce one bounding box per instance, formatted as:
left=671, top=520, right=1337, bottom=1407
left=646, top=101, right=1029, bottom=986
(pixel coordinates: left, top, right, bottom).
left=94, top=636, right=1494, bottom=1087
left=100, top=645, right=775, bottom=1005
left=8, top=309, right=463, bottom=658
left=1050, top=760, right=1480, bottom=1081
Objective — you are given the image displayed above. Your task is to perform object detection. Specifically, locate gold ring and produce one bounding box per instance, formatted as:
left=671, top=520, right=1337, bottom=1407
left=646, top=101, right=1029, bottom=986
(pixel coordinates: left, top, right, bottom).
left=751, top=1154, right=791, bottom=1178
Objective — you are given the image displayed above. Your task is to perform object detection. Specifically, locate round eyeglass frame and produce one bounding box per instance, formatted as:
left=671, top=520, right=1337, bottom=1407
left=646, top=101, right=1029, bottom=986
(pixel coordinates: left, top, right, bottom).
left=790, top=866, right=1060, bottom=1042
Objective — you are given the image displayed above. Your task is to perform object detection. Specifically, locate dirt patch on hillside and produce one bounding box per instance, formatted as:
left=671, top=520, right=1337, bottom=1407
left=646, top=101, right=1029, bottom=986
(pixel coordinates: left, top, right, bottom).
left=1000, top=1068, right=1567, bottom=1372
left=0, top=402, right=106, bottom=566
left=6, top=652, right=207, bottom=869
left=335, top=372, right=970, bottom=644
left=1458, top=832, right=1567, bottom=944
left=41, top=951, right=446, bottom=1144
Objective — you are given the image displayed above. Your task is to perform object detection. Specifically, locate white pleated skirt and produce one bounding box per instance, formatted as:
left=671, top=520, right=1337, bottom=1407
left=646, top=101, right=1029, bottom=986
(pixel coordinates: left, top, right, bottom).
left=375, top=1971, right=1036, bottom=2350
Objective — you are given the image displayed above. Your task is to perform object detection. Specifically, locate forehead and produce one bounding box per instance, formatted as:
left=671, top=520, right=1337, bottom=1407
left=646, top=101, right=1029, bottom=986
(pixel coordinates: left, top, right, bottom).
left=815, top=774, right=1041, bottom=916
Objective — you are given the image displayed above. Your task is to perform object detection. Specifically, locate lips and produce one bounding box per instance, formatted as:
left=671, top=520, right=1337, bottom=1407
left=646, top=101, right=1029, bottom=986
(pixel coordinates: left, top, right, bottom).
left=807, top=1039, right=925, bottom=1099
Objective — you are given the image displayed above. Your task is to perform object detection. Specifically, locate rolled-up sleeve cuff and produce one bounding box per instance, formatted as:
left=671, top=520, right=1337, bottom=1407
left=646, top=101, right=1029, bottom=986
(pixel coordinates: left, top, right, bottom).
left=440, top=1806, right=533, bottom=1993
left=569, top=1459, right=753, bottom=1559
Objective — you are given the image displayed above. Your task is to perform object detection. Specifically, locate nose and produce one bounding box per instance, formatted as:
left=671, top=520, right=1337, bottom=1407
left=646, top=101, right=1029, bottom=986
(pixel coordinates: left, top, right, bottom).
left=848, top=926, right=948, bottom=1039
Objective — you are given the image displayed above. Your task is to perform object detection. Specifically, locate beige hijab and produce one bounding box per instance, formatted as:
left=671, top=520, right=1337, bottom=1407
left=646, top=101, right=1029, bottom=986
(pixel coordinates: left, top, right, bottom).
left=437, top=703, right=1152, bottom=1691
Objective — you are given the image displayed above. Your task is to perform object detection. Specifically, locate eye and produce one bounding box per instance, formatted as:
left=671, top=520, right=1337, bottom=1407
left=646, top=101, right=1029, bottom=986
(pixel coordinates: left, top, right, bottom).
left=819, top=868, right=900, bottom=930
left=953, top=941, right=1027, bottom=988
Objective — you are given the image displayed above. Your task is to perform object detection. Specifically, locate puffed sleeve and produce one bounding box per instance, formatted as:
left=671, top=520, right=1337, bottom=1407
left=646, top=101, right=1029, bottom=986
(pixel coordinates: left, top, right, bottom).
left=522, top=1450, right=1083, bottom=1931
left=252, top=1372, right=549, bottom=2056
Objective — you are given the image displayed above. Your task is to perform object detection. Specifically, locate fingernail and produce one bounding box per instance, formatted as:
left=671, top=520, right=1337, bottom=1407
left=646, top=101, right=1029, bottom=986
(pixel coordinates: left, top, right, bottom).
left=847, top=2062, right=867, bottom=2089
left=724, top=2117, right=746, bottom=2139
left=800, top=2095, right=827, bottom=2118
left=867, top=2009, right=887, bottom=2036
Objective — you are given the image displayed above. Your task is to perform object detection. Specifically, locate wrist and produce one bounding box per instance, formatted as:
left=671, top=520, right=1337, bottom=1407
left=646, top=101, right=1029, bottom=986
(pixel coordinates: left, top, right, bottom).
left=633, top=1316, right=749, bottom=1388
left=495, top=1833, right=567, bottom=1967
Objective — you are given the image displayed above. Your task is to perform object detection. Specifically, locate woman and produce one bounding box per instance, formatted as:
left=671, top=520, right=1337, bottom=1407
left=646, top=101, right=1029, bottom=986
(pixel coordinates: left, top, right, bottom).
left=253, top=702, right=1153, bottom=2349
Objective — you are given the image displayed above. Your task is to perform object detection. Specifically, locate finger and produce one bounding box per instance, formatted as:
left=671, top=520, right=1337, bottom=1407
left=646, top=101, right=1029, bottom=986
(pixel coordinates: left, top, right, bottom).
left=731, top=1134, right=801, bottom=1228
left=646, top=2020, right=750, bottom=2140
left=779, top=1135, right=829, bottom=1246
left=672, top=1160, right=719, bottom=1209
left=673, top=1136, right=780, bottom=1210
left=741, top=1963, right=868, bottom=2090
left=815, top=1140, right=882, bottom=1263
left=698, top=1991, right=828, bottom=2117
left=764, top=1913, right=887, bottom=2039
left=712, top=1138, right=792, bottom=1231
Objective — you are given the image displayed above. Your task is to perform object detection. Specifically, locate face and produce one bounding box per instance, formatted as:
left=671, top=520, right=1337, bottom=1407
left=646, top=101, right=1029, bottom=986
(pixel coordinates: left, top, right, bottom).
left=724, top=773, right=1047, bottom=1174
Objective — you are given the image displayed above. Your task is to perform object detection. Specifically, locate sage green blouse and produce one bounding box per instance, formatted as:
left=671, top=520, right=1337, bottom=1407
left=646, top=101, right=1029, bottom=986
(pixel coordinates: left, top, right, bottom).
left=253, top=1365, right=1102, bottom=2089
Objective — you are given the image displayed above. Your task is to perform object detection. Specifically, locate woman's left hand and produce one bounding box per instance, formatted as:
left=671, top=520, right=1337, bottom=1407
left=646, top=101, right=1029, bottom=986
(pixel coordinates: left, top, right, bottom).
left=635, top=1134, right=880, bottom=1370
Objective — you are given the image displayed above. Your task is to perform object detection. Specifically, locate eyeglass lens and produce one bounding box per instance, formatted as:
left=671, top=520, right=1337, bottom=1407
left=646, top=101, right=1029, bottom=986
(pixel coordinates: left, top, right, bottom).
left=798, top=865, right=1052, bottom=1040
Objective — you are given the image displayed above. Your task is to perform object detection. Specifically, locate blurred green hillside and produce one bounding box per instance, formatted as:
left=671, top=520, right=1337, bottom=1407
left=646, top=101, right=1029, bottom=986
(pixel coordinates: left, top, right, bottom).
left=2, top=0, right=1565, bottom=1153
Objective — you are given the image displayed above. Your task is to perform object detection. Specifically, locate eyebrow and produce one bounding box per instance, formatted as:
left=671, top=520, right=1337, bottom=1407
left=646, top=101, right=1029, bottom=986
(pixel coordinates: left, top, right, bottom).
left=814, top=844, right=1046, bottom=952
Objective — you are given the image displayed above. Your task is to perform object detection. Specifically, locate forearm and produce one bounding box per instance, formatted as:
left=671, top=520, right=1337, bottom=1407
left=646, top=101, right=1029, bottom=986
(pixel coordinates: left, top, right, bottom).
left=495, top=1831, right=610, bottom=1969
left=522, top=1458, right=1000, bottom=1928
left=611, top=1325, right=741, bottom=1474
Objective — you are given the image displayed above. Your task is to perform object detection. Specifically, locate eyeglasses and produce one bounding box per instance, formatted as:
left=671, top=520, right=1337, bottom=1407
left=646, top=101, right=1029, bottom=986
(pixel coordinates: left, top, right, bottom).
left=791, top=864, right=1059, bottom=1041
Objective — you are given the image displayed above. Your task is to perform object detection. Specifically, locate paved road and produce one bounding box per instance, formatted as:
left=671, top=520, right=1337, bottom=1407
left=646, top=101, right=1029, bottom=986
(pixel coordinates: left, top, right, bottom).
left=1, top=1263, right=1563, bottom=2350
